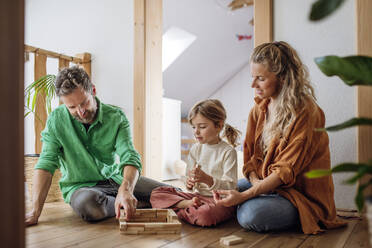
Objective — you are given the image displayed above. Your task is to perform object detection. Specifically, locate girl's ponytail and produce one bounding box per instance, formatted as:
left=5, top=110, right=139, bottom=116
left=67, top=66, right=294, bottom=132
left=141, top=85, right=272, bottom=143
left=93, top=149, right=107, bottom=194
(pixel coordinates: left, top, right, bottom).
left=223, top=123, right=241, bottom=147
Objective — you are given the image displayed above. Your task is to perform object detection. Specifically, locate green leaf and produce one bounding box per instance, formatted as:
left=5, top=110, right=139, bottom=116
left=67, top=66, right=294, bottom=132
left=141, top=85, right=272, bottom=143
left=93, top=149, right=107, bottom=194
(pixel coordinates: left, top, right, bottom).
left=314, top=56, right=372, bottom=86
left=321, top=117, right=372, bottom=132
left=24, top=111, right=32, bottom=118
left=332, top=162, right=372, bottom=173
left=355, top=179, right=372, bottom=212
left=355, top=184, right=366, bottom=212
left=306, top=162, right=372, bottom=179
left=305, top=169, right=331, bottom=178
left=309, top=0, right=345, bottom=21
left=344, top=165, right=372, bottom=184
left=31, top=91, right=37, bottom=112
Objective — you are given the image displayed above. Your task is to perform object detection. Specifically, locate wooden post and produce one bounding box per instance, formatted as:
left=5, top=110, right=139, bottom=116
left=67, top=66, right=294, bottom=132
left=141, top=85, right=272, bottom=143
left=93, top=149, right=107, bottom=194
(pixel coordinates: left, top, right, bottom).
left=0, top=0, right=25, bottom=246
left=76, top=53, right=92, bottom=78
left=134, top=0, right=146, bottom=175
left=34, top=53, right=47, bottom=154
left=253, top=0, right=273, bottom=47
left=145, top=0, right=163, bottom=180
left=58, top=58, right=69, bottom=105
left=356, top=0, right=372, bottom=197
left=58, top=58, right=69, bottom=71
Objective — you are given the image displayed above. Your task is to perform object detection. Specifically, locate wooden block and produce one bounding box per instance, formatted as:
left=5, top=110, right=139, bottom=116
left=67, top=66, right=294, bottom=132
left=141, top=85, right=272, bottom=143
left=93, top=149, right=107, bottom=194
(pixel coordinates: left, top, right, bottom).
left=156, top=230, right=180, bottom=234
left=167, top=209, right=178, bottom=222
left=150, top=217, right=167, bottom=222
left=156, top=209, right=169, bottom=217
left=135, top=209, right=157, bottom=218
left=126, top=226, right=145, bottom=232
left=145, top=223, right=180, bottom=231
left=119, top=222, right=127, bottom=231
left=220, top=235, right=243, bottom=246
left=121, top=230, right=139, bottom=235
left=143, top=223, right=168, bottom=229
left=126, top=223, right=147, bottom=227
left=118, top=208, right=182, bottom=235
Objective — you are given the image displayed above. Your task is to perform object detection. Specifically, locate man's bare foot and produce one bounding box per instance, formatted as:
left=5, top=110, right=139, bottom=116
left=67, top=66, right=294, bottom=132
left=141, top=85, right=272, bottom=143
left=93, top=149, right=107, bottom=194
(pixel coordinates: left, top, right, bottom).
left=174, top=197, right=203, bottom=209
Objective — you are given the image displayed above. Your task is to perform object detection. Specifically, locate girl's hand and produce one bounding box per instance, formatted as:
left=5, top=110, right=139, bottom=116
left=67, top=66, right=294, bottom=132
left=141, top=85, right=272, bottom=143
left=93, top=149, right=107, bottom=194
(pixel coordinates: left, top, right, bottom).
left=213, top=189, right=244, bottom=207
left=190, top=164, right=214, bottom=187
left=186, top=176, right=195, bottom=190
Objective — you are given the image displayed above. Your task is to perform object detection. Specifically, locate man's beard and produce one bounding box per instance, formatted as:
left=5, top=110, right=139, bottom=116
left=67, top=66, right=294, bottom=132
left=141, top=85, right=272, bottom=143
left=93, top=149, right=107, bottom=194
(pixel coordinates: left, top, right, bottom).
left=73, top=100, right=98, bottom=124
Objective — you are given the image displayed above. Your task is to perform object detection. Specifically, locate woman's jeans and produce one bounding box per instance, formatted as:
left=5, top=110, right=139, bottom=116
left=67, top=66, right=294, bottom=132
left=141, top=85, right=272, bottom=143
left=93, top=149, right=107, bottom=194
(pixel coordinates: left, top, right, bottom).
left=70, top=176, right=167, bottom=222
left=237, top=178, right=300, bottom=232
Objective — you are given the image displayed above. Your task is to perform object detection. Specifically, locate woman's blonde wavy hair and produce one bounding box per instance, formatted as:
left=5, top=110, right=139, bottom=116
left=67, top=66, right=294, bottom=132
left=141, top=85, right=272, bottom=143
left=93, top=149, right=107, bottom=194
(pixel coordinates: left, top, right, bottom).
left=188, top=99, right=241, bottom=147
left=251, top=41, right=316, bottom=153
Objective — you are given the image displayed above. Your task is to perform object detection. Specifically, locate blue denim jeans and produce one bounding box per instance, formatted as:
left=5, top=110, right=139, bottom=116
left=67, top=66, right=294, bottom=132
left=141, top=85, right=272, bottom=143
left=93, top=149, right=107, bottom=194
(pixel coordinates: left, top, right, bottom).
left=237, top=178, right=300, bottom=232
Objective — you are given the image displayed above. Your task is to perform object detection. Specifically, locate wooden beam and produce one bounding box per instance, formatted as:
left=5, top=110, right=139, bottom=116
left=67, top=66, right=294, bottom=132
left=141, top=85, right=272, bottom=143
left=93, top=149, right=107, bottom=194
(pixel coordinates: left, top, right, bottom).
left=253, top=0, right=273, bottom=47
left=0, top=0, right=25, bottom=246
left=145, top=0, right=163, bottom=180
left=75, top=53, right=92, bottom=78
left=356, top=0, right=372, bottom=198
left=34, top=53, right=47, bottom=154
left=133, top=0, right=146, bottom=175
left=25, top=45, right=89, bottom=64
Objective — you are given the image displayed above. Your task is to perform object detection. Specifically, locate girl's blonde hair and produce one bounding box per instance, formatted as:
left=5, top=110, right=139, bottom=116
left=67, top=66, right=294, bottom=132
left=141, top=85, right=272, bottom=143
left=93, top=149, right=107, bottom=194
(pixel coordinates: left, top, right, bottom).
left=251, top=41, right=316, bottom=153
left=188, top=99, right=241, bottom=147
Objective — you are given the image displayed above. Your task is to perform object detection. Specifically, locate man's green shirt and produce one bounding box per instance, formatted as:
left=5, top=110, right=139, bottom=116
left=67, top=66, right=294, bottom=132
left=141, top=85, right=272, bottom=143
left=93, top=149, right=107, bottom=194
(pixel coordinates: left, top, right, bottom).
left=35, top=97, right=142, bottom=203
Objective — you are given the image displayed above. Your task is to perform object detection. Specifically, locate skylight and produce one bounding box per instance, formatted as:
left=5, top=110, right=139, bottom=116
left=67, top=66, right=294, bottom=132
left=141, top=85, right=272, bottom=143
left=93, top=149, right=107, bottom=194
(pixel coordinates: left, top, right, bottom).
left=162, top=26, right=197, bottom=72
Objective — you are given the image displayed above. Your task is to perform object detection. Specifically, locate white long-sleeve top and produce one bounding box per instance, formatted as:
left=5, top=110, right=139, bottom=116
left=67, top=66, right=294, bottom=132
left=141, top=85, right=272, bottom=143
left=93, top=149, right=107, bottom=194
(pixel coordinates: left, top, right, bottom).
left=186, top=140, right=238, bottom=196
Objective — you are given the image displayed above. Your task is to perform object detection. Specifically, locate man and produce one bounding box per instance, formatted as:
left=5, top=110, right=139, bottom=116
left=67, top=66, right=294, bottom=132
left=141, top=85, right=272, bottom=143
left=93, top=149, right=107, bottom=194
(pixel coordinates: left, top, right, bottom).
left=25, top=66, right=165, bottom=226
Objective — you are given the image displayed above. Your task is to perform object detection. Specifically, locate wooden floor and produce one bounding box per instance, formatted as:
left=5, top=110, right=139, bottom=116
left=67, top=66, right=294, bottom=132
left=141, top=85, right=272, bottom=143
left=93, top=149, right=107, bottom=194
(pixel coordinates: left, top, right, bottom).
left=26, top=201, right=370, bottom=248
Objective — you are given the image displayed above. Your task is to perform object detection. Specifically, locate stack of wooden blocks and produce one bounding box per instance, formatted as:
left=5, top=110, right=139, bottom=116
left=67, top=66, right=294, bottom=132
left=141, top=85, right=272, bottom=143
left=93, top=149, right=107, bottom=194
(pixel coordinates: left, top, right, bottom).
left=119, top=209, right=182, bottom=235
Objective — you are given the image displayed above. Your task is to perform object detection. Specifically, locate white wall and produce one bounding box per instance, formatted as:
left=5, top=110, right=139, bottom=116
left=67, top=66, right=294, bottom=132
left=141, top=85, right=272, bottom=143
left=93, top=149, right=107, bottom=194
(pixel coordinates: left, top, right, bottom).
left=24, top=0, right=134, bottom=154
left=162, top=98, right=181, bottom=180
left=210, top=62, right=254, bottom=152
left=210, top=0, right=357, bottom=209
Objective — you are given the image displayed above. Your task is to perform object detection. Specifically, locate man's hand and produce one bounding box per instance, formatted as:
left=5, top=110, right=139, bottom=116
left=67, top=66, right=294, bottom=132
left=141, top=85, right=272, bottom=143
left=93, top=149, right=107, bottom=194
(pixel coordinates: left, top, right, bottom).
left=25, top=210, right=40, bottom=226
left=115, top=190, right=138, bottom=221
left=25, top=169, right=52, bottom=227
left=189, top=164, right=214, bottom=187
left=213, top=189, right=245, bottom=207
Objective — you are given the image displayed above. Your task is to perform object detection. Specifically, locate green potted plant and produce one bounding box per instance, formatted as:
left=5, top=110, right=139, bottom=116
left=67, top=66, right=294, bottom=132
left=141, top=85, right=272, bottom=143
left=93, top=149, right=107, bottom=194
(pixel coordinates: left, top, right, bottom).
left=306, top=0, right=372, bottom=245
left=24, top=74, right=57, bottom=119
left=24, top=74, right=62, bottom=203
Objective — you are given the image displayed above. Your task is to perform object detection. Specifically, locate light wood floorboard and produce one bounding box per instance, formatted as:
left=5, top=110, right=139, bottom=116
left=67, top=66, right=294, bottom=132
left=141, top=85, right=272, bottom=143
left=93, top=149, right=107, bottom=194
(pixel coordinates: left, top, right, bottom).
left=26, top=201, right=370, bottom=248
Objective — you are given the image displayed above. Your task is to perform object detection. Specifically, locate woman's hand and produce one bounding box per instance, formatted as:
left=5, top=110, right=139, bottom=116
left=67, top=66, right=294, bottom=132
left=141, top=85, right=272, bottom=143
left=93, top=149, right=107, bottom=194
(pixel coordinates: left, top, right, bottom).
left=213, top=189, right=245, bottom=207
left=189, top=164, right=214, bottom=187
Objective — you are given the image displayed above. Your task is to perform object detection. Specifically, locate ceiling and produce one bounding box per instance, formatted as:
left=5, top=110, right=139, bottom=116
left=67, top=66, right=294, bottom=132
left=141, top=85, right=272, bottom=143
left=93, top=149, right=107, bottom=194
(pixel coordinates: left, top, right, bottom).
left=163, top=0, right=254, bottom=117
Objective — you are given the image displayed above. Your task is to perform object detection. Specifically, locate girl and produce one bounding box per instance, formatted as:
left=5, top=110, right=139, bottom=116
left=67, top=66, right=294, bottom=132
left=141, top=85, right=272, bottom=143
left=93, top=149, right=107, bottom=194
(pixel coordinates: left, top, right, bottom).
left=150, top=99, right=240, bottom=226
left=213, top=41, right=346, bottom=234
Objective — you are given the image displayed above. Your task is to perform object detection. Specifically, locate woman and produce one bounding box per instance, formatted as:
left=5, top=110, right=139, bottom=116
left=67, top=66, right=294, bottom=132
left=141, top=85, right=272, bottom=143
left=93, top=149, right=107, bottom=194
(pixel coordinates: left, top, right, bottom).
left=213, top=41, right=346, bottom=234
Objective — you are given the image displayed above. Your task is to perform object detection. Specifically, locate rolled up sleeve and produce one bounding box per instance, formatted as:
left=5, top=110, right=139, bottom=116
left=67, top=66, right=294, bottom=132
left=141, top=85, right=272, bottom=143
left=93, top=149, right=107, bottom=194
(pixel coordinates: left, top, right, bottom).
left=269, top=139, right=308, bottom=187
left=35, top=118, right=61, bottom=175
left=115, top=118, right=142, bottom=174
